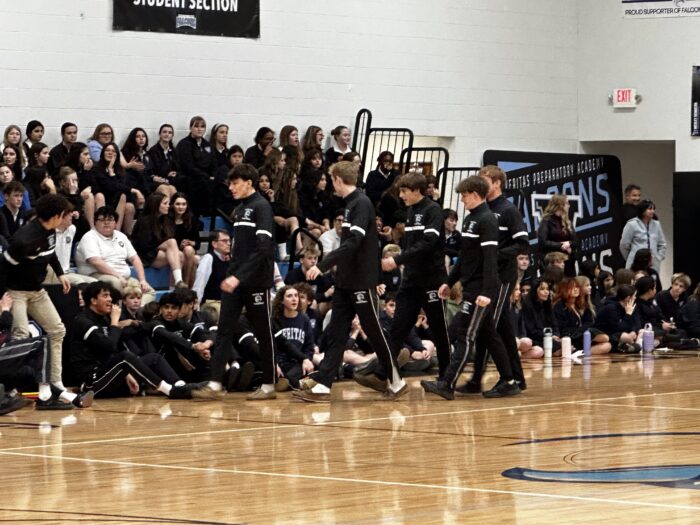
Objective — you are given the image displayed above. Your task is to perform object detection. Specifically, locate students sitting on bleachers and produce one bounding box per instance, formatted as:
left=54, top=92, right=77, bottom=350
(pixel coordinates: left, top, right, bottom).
left=75, top=205, right=156, bottom=304
left=131, top=192, right=191, bottom=287
left=192, top=229, right=231, bottom=315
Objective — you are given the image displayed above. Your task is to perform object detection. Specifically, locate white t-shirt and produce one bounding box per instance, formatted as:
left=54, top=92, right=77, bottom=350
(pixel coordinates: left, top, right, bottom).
left=55, top=224, right=76, bottom=273
left=319, top=229, right=341, bottom=255
left=76, top=229, right=137, bottom=278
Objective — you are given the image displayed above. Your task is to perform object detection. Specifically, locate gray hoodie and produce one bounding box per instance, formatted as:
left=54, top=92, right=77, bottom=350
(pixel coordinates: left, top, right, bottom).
left=619, top=217, right=667, bottom=269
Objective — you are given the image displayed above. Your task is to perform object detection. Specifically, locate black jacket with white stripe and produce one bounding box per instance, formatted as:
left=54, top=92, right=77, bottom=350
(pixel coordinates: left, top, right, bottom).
left=70, top=309, right=124, bottom=381
left=447, top=201, right=500, bottom=300
left=228, top=191, right=275, bottom=289
left=318, top=189, right=379, bottom=290
left=393, top=196, right=447, bottom=289
left=488, top=194, right=529, bottom=284
left=0, top=219, right=63, bottom=295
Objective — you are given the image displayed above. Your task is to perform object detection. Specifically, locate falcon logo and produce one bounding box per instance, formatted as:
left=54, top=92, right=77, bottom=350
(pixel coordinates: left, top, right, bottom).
left=414, top=213, right=423, bottom=225
left=242, top=208, right=253, bottom=221
left=465, top=221, right=476, bottom=233
left=460, top=300, right=472, bottom=315
left=354, top=291, right=368, bottom=304
left=427, top=290, right=440, bottom=302
left=252, top=293, right=265, bottom=305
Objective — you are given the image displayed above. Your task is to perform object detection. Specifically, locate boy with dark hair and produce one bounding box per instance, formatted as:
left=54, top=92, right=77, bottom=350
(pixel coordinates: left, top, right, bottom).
left=595, top=284, right=643, bottom=352
left=0, top=193, right=94, bottom=409
left=194, top=163, right=278, bottom=400
left=147, top=292, right=213, bottom=382
left=1, top=181, right=27, bottom=238
left=295, top=161, right=405, bottom=402
left=623, top=184, right=642, bottom=222
left=356, top=171, right=449, bottom=388
left=48, top=122, right=78, bottom=177
left=72, top=282, right=196, bottom=399
left=421, top=176, right=520, bottom=400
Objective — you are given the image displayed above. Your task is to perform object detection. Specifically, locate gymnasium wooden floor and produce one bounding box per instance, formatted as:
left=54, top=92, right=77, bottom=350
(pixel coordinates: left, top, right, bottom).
left=3, top=352, right=700, bottom=524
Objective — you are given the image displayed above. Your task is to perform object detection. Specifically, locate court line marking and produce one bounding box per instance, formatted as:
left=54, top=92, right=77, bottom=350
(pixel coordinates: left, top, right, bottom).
left=584, top=402, right=700, bottom=412
left=1, top=450, right=699, bottom=512
left=3, top=388, right=700, bottom=452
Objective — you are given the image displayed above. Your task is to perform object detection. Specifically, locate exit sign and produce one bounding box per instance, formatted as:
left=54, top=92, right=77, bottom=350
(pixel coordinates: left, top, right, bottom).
left=612, top=88, right=637, bottom=108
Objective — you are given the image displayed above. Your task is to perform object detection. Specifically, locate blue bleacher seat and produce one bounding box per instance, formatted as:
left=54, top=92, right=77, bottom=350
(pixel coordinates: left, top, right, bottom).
left=130, top=266, right=171, bottom=290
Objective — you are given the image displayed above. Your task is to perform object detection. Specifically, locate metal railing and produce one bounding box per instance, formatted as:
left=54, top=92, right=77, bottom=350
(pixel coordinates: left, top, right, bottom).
left=436, top=166, right=481, bottom=222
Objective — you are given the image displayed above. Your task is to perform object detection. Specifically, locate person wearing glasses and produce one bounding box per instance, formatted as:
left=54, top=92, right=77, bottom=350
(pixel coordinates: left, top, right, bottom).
left=192, top=229, right=231, bottom=316
left=319, top=209, right=344, bottom=255
left=75, top=205, right=156, bottom=304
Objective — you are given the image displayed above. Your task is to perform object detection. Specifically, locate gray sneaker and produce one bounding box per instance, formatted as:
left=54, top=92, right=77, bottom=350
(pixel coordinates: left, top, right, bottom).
left=246, top=388, right=277, bottom=401
left=191, top=385, right=225, bottom=401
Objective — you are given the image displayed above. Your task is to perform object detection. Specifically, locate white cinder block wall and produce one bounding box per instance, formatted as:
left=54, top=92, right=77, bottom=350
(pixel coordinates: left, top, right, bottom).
left=2, top=0, right=578, bottom=166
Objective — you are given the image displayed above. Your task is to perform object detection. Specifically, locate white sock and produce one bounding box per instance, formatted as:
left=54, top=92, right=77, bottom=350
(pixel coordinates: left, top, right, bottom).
left=157, top=381, right=172, bottom=396
left=389, top=379, right=406, bottom=393
left=231, top=361, right=241, bottom=369
left=59, top=390, right=76, bottom=403
left=277, top=243, right=288, bottom=259
left=261, top=383, right=275, bottom=394
left=311, top=383, right=330, bottom=394
left=173, top=269, right=183, bottom=283
left=174, top=380, right=185, bottom=387
left=39, top=383, right=52, bottom=401
left=207, top=381, right=223, bottom=391
left=52, top=381, right=67, bottom=392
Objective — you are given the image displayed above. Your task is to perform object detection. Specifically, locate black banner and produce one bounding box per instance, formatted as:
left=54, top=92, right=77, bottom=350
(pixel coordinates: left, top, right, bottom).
left=483, top=150, right=624, bottom=273
left=692, top=66, right=700, bottom=136
left=113, top=0, right=260, bottom=38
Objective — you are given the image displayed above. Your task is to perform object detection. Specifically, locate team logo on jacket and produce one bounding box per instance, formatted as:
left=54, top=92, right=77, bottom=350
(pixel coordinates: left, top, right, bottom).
left=242, top=208, right=253, bottom=221
left=465, top=221, right=476, bottom=233
left=354, top=291, right=368, bottom=304
left=252, top=293, right=265, bottom=305
left=118, top=241, right=125, bottom=248
left=460, top=300, right=472, bottom=315
left=427, top=290, right=440, bottom=302
left=414, top=214, right=423, bottom=225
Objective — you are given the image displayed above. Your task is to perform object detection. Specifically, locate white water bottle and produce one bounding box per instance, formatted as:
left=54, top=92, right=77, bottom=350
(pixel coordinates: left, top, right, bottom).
left=543, top=327, right=553, bottom=359
left=561, top=336, right=572, bottom=359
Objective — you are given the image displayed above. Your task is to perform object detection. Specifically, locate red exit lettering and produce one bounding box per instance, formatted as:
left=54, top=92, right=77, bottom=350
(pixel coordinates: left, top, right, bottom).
left=616, top=89, right=631, bottom=103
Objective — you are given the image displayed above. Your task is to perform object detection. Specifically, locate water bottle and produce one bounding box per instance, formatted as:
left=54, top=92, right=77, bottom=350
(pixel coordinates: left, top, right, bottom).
left=561, top=336, right=572, bottom=359
left=583, top=329, right=592, bottom=357
left=543, top=327, right=553, bottom=359
left=642, top=323, right=655, bottom=352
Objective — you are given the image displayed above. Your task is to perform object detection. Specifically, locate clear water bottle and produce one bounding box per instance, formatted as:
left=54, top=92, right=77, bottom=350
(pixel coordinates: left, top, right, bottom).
left=543, top=327, right=553, bottom=359
left=642, top=323, right=655, bottom=352
left=583, top=329, right=592, bottom=357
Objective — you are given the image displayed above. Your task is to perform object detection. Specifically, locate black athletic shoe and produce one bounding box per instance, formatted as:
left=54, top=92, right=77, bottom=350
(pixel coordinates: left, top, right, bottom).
left=225, top=366, right=241, bottom=392
left=455, top=380, right=482, bottom=395
left=0, top=394, right=32, bottom=415
left=482, top=380, right=521, bottom=398
left=516, top=379, right=527, bottom=391
left=618, top=342, right=642, bottom=354
left=72, top=390, right=94, bottom=408
left=235, top=361, right=256, bottom=391
left=420, top=380, right=454, bottom=400
left=169, top=384, right=195, bottom=399
left=36, top=396, right=74, bottom=410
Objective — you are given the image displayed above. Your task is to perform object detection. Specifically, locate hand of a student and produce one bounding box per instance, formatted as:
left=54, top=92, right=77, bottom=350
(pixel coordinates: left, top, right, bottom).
left=306, top=266, right=322, bottom=281
left=302, top=359, right=314, bottom=374
left=475, top=295, right=491, bottom=308
left=438, top=284, right=451, bottom=300
left=59, top=275, right=71, bottom=294
left=220, top=275, right=240, bottom=294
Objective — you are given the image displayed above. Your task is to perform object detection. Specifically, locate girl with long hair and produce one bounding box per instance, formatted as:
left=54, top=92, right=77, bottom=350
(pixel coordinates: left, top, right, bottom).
left=131, top=192, right=187, bottom=285
left=2, top=144, right=23, bottom=181
left=65, top=142, right=102, bottom=228
left=271, top=285, right=315, bottom=389
left=122, top=127, right=157, bottom=199
left=169, top=192, right=200, bottom=286
left=553, top=277, right=611, bottom=355
left=537, top=193, right=577, bottom=276
left=279, top=125, right=300, bottom=148
left=94, top=142, right=135, bottom=233
left=301, top=125, right=324, bottom=153
left=148, top=123, right=182, bottom=194
left=2, top=125, right=26, bottom=168
left=364, top=150, right=398, bottom=205
left=521, top=279, right=560, bottom=353
left=87, top=123, right=115, bottom=162
left=509, top=282, right=543, bottom=359
left=209, top=123, right=229, bottom=171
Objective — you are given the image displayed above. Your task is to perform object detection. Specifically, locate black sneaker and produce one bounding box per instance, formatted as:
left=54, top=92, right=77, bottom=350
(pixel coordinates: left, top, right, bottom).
left=0, top=394, right=32, bottom=415
left=618, top=342, right=641, bottom=354
left=225, top=366, right=241, bottom=392
left=482, top=380, right=521, bottom=398
left=170, top=384, right=197, bottom=399
left=455, top=380, right=481, bottom=395
left=235, top=361, right=256, bottom=391
left=73, top=390, right=94, bottom=408
left=516, top=379, right=527, bottom=391
left=420, top=380, right=454, bottom=400
left=36, top=397, right=74, bottom=410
